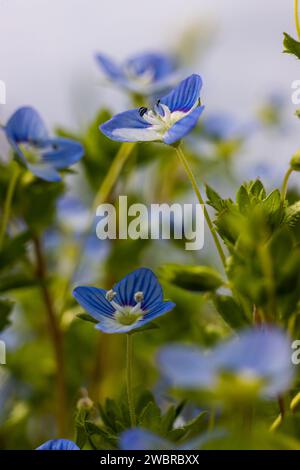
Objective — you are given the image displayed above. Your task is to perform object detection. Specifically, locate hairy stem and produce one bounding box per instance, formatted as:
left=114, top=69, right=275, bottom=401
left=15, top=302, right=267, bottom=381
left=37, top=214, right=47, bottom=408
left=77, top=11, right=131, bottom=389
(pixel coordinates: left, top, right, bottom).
left=281, top=167, right=293, bottom=202
left=59, top=142, right=136, bottom=315
left=32, top=235, right=67, bottom=436
left=175, top=145, right=226, bottom=268
left=295, top=0, right=300, bottom=40
left=0, top=162, right=20, bottom=249
left=93, top=142, right=136, bottom=209
left=126, top=334, right=136, bottom=427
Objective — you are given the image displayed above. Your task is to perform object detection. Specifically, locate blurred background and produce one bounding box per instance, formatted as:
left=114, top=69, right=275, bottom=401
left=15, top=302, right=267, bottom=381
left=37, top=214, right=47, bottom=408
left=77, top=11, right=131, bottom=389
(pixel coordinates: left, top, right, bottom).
left=0, top=0, right=300, bottom=449
left=0, top=0, right=299, bottom=180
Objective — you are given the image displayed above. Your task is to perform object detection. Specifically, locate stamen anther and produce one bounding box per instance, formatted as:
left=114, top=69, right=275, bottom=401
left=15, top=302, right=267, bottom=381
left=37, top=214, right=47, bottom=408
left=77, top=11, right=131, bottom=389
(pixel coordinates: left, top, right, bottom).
left=134, top=291, right=144, bottom=303
left=106, top=289, right=116, bottom=301
left=139, top=107, right=148, bottom=117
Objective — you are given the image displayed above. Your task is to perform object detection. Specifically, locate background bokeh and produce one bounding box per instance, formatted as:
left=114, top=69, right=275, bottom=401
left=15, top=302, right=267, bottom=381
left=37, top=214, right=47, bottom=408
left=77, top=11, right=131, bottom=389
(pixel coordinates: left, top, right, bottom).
left=1, top=0, right=300, bottom=450
left=0, top=0, right=299, bottom=179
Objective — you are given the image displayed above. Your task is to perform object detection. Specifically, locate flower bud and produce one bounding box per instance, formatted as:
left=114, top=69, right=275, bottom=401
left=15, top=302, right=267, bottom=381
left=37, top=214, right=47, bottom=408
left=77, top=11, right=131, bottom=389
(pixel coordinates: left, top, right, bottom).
left=77, top=396, right=94, bottom=412
left=290, top=149, right=300, bottom=171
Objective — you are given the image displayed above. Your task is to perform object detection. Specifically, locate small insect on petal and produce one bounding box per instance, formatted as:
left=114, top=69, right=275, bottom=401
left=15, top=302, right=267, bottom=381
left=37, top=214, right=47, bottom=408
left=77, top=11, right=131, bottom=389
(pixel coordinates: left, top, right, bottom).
left=139, top=107, right=148, bottom=117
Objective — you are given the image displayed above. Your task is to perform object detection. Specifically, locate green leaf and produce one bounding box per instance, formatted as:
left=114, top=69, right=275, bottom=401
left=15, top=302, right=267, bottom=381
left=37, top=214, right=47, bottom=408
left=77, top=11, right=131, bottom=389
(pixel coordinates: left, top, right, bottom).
left=262, top=189, right=283, bottom=227
left=213, top=295, right=250, bottom=329
left=283, top=32, right=300, bottom=60
left=138, top=400, right=161, bottom=431
left=285, top=201, right=300, bottom=227
left=249, top=179, right=266, bottom=199
left=205, top=184, right=225, bottom=212
left=129, top=322, right=159, bottom=335
left=0, top=231, right=30, bottom=271
left=160, top=264, right=224, bottom=292
left=0, top=271, right=37, bottom=292
left=236, top=185, right=250, bottom=213
left=77, top=313, right=98, bottom=324
left=0, top=298, right=14, bottom=332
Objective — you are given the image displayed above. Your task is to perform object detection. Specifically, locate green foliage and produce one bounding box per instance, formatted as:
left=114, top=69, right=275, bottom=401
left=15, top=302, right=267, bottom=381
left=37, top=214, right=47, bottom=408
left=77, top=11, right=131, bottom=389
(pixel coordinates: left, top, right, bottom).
left=159, top=264, right=224, bottom=292
left=0, top=299, right=14, bottom=332
left=213, top=295, right=250, bottom=329
left=283, top=32, right=300, bottom=60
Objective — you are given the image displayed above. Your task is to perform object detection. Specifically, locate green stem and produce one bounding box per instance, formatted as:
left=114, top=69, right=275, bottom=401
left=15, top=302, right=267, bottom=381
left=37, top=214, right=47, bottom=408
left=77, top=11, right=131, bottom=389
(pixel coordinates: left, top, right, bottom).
left=281, top=167, right=293, bottom=202
left=92, top=142, right=136, bottom=209
left=32, top=234, right=67, bottom=436
left=175, top=145, right=226, bottom=268
left=0, top=162, right=20, bottom=249
left=208, top=407, right=216, bottom=431
left=59, top=142, right=136, bottom=314
left=126, top=334, right=136, bottom=427
left=295, top=0, right=300, bottom=40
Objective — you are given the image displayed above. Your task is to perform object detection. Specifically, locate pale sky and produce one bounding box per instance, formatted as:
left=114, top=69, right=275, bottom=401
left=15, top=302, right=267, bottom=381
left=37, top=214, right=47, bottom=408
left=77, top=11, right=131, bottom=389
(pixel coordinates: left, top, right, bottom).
left=0, top=0, right=299, bottom=181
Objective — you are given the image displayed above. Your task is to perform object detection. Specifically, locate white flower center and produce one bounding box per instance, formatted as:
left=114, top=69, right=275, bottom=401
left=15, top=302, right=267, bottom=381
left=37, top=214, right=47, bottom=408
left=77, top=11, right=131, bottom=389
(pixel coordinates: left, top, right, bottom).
left=125, top=65, right=155, bottom=86
left=105, top=290, right=146, bottom=326
left=140, top=99, right=200, bottom=140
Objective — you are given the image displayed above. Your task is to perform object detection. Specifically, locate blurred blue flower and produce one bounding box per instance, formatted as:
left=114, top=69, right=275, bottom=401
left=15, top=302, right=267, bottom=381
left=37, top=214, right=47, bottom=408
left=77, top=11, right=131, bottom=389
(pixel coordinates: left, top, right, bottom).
left=100, top=74, right=204, bottom=145
left=120, top=427, right=224, bottom=450
left=36, top=439, right=79, bottom=450
left=73, top=267, right=175, bottom=333
left=96, top=52, right=178, bottom=96
left=202, top=113, right=255, bottom=141
left=3, top=107, right=84, bottom=182
left=57, top=195, right=90, bottom=232
left=158, top=327, right=293, bottom=397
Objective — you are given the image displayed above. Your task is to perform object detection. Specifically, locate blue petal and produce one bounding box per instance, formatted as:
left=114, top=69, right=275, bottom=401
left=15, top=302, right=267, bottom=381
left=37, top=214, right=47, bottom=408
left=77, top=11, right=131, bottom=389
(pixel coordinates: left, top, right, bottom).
left=213, top=327, right=293, bottom=396
left=100, top=109, right=158, bottom=142
left=158, top=345, right=216, bottom=389
left=5, top=106, right=48, bottom=144
left=72, top=286, right=115, bottom=320
left=95, top=53, right=124, bottom=81
left=27, top=163, right=61, bottom=182
left=41, top=138, right=84, bottom=169
left=36, top=439, right=79, bottom=450
left=160, top=74, right=202, bottom=113
left=120, top=428, right=172, bottom=450
left=95, top=317, right=141, bottom=334
left=163, top=106, right=205, bottom=145
left=114, top=267, right=163, bottom=308
left=142, top=301, right=175, bottom=321
left=125, top=52, right=176, bottom=81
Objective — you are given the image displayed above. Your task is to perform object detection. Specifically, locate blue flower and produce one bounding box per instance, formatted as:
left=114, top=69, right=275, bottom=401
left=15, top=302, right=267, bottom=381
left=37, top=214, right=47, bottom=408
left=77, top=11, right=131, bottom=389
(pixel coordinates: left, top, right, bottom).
left=73, top=267, right=175, bottom=333
left=95, top=52, right=178, bottom=96
left=36, top=439, right=79, bottom=450
left=3, top=107, right=84, bottom=182
left=158, top=327, right=294, bottom=397
left=120, top=427, right=224, bottom=450
left=100, top=74, right=204, bottom=145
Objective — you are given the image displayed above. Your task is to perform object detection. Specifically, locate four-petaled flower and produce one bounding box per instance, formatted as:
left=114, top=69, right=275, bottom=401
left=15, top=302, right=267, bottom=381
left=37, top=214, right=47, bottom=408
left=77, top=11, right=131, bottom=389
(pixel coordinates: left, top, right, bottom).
left=95, top=52, right=178, bottom=96
left=73, top=267, right=175, bottom=333
left=36, top=439, right=79, bottom=450
left=158, top=327, right=294, bottom=397
left=3, top=106, right=84, bottom=182
left=100, top=74, right=204, bottom=145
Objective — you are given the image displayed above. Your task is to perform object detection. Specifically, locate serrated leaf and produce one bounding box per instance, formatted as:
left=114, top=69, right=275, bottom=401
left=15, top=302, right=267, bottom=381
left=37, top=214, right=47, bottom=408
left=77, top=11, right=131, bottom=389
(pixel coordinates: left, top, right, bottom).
left=285, top=201, right=300, bottom=227
left=249, top=179, right=266, bottom=199
left=213, top=295, right=250, bottom=329
left=236, top=185, right=250, bottom=213
left=129, top=322, right=159, bottom=335
left=0, top=298, right=14, bottom=332
left=77, top=313, right=98, bottom=324
left=283, top=32, right=300, bottom=60
left=160, top=264, right=224, bottom=292
left=205, top=184, right=225, bottom=212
